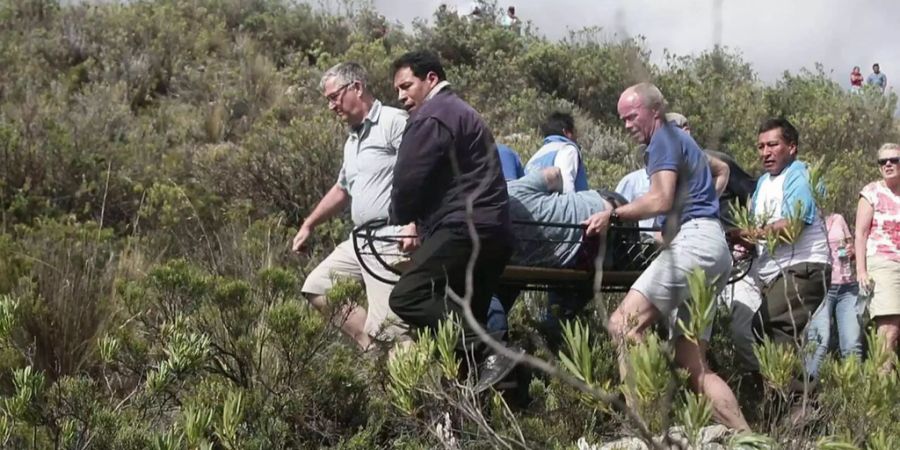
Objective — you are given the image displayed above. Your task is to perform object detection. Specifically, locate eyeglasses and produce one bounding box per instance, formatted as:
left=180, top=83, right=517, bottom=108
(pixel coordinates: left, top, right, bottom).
left=878, top=157, right=900, bottom=166
left=325, top=82, right=353, bottom=105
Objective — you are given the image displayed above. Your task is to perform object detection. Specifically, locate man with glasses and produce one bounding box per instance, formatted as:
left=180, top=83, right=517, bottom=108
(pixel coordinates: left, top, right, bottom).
left=293, top=62, right=412, bottom=351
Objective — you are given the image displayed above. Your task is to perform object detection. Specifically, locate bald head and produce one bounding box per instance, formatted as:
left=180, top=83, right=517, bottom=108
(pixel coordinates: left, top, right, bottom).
left=617, top=83, right=667, bottom=145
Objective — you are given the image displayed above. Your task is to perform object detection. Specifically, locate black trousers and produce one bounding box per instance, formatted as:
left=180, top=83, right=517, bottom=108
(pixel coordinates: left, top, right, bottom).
left=389, top=227, right=512, bottom=354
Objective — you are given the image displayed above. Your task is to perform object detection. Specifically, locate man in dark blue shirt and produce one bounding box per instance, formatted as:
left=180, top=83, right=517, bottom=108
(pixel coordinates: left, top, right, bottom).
left=388, top=50, right=517, bottom=392
left=583, top=83, right=750, bottom=431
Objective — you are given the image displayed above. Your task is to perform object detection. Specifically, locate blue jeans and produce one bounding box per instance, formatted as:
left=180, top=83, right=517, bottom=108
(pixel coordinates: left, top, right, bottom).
left=486, top=289, right=592, bottom=346
left=805, top=282, right=863, bottom=378
left=486, top=295, right=511, bottom=340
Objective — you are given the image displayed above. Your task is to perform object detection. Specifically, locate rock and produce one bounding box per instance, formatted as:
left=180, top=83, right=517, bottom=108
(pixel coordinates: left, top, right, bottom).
left=577, top=425, right=734, bottom=450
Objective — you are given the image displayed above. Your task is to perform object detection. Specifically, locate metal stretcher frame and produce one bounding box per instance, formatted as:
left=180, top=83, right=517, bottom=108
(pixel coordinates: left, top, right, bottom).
left=351, top=218, right=753, bottom=293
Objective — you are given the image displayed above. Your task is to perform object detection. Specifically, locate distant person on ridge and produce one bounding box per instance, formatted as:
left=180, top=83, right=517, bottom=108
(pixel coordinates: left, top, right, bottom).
left=867, top=63, right=887, bottom=93
left=850, top=66, right=863, bottom=93
left=499, top=6, right=520, bottom=28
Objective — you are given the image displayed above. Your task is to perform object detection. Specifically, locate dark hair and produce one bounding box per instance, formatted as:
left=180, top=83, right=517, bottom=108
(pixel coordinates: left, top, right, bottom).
left=758, top=118, right=799, bottom=147
left=391, top=50, right=446, bottom=81
left=873, top=63, right=880, bottom=69
left=540, top=111, right=575, bottom=138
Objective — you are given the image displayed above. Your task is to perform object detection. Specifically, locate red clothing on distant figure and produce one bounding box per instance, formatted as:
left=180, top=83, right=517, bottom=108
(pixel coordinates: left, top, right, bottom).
left=850, top=72, right=864, bottom=87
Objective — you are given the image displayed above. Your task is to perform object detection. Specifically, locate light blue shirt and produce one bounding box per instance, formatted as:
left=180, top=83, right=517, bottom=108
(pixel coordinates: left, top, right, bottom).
left=508, top=172, right=607, bottom=267
left=338, top=100, right=409, bottom=226
left=614, top=169, right=656, bottom=229
left=867, top=72, right=887, bottom=89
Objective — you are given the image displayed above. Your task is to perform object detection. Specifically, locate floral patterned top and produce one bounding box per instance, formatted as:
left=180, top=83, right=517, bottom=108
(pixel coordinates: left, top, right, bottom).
left=861, top=180, right=900, bottom=262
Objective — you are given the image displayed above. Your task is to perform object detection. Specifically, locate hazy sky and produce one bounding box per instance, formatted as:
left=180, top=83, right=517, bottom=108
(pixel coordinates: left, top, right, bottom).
left=372, top=0, right=897, bottom=87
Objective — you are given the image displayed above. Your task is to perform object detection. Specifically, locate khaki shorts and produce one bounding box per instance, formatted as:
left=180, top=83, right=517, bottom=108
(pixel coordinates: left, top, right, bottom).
left=631, top=218, right=732, bottom=341
left=301, top=236, right=407, bottom=340
left=868, top=255, right=900, bottom=318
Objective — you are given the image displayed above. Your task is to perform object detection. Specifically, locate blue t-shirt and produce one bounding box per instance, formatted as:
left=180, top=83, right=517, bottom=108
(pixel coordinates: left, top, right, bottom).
left=867, top=72, right=887, bottom=88
left=496, top=144, right=525, bottom=181
left=645, top=124, right=719, bottom=225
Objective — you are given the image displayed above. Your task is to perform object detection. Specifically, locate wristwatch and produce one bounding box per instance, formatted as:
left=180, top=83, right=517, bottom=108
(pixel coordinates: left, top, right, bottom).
left=609, top=209, right=620, bottom=222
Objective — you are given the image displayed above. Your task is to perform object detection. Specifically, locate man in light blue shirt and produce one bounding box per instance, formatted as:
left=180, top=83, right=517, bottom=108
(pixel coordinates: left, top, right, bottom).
left=507, top=169, right=612, bottom=267
left=294, top=62, right=411, bottom=351
left=615, top=166, right=654, bottom=228
left=867, top=63, right=887, bottom=93
left=488, top=168, right=615, bottom=347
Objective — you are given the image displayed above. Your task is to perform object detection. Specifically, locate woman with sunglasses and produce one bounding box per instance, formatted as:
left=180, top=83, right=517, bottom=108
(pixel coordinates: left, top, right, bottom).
left=855, top=143, right=900, bottom=368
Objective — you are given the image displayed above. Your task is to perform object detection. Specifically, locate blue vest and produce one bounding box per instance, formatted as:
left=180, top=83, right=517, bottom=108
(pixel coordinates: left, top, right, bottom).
left=525, top=135, right=589, bottom=191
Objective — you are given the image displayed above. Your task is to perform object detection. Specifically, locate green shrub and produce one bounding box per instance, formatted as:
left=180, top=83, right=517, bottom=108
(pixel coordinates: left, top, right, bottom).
left=1, top=0, right=898, bottom=447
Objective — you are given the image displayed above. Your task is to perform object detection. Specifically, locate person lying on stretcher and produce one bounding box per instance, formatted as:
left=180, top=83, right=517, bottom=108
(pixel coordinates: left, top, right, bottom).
left=507, top=167, right=647, bottom=270
left=507, top=153, right=742, bottom=271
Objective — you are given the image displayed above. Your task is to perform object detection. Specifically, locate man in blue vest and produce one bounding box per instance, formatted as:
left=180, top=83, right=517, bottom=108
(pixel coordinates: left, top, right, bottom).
left=520, top=112, right=591, bottom=349
left=525, top=112, right=589, bottom=193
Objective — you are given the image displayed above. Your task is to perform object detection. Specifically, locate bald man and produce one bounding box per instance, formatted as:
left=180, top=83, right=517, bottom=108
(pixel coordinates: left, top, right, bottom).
left=583, top=83, right=750, bottom=432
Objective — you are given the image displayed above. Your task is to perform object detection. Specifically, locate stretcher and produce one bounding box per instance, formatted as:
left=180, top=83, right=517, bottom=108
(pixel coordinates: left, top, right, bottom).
left=352, top=218, right=753, bottom=293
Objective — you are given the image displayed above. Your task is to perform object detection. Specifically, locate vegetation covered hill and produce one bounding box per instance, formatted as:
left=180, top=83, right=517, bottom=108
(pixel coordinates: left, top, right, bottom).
left=0, top=0, right=898, bottom=448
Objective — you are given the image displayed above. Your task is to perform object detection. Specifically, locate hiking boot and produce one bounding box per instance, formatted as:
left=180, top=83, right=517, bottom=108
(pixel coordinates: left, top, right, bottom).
left=473, top=346, right=524, bottom=393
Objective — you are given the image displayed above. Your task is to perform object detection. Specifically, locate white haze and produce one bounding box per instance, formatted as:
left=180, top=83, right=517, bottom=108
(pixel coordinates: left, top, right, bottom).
left=372, top=0, right=898, bottom=88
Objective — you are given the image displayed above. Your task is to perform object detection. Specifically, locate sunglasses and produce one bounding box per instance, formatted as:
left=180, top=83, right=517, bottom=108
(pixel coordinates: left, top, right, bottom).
left=878, top=157, right=900, bottom=166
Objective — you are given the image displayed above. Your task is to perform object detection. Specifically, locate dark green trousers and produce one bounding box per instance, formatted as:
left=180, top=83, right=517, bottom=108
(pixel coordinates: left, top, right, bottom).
left=760, top=262, right=831, bottom=347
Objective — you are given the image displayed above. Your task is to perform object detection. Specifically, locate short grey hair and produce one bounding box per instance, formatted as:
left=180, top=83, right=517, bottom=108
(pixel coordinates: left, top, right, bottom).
left=665, top=112, right=688, bottom=128
left=631, top=82, right=668, bottom=111
left=319, top=62, right=369, bottom=91
left=878, top=142, right=900, bottom=152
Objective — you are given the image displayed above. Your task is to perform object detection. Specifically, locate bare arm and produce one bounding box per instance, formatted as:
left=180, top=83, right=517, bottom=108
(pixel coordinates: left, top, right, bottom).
left=614, top=169, right=677, bottom=221
left=302, top=183, right=350, bottom=229
left=764, top=218, right=803, bottom=235
left=542, top=167, right=563, bottom=193
left=836, top=214, right=855, bottom=258
left=292, top=184, right=350, bottom=252
left=708, top=154, right=730, bottom=197
left=855, top=197, right=874, bottom=287
left=583, top=169, right=676, bottom=236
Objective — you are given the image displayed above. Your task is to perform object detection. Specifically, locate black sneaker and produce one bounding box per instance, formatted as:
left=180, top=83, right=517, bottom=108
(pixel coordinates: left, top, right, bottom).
left=473, top=346, right=524, bottom=394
